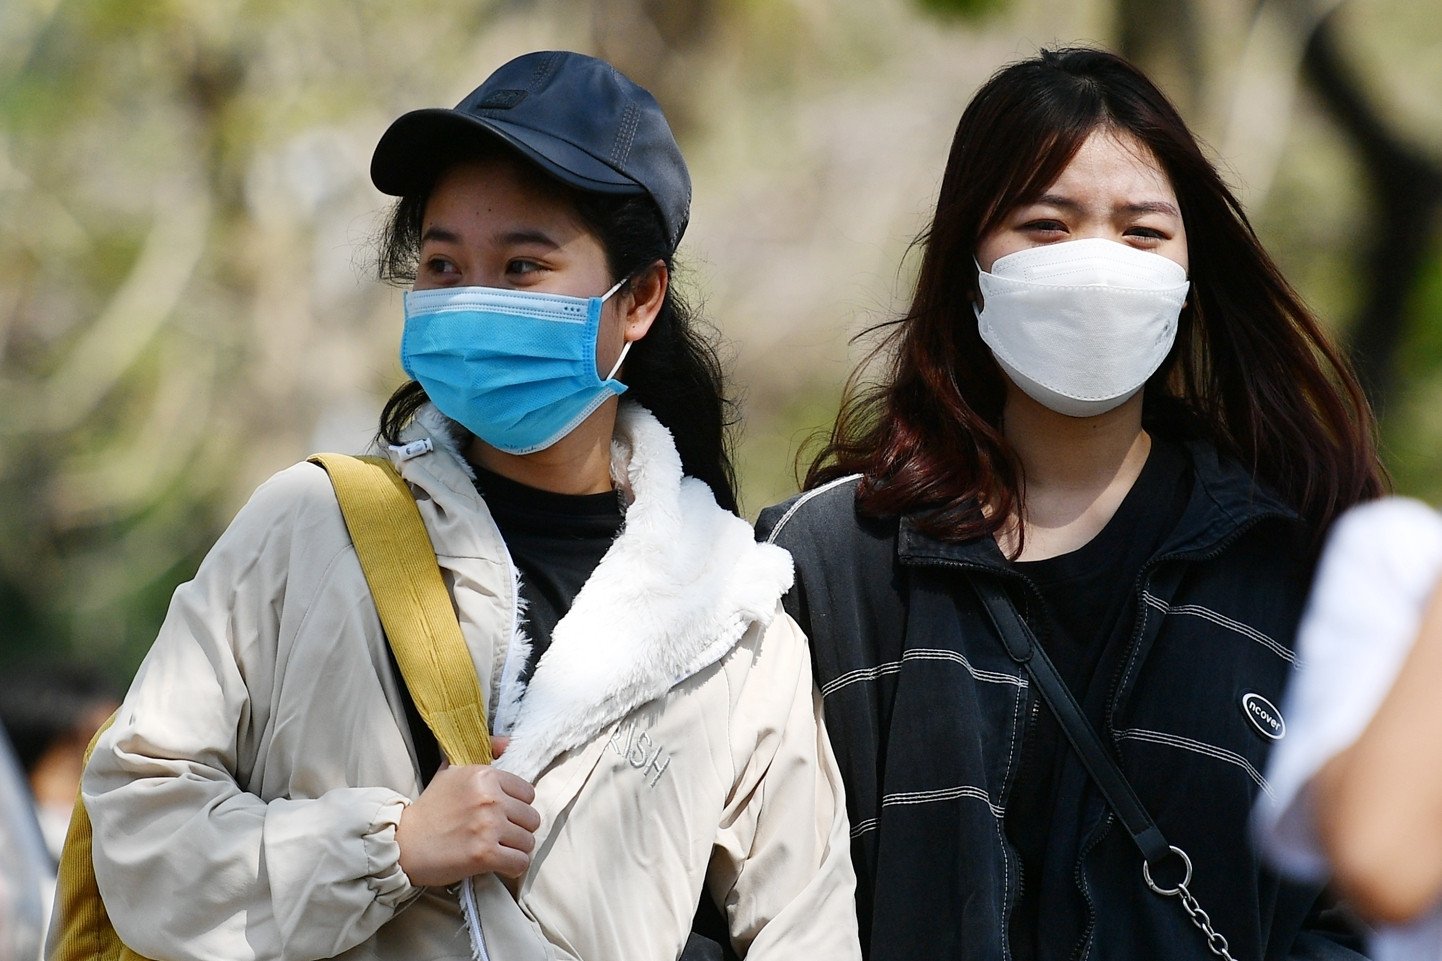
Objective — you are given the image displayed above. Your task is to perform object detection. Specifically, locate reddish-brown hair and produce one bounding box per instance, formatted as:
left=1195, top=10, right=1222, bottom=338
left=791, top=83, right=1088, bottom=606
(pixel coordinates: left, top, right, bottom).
left=807, top=47, right=1384, bottom=542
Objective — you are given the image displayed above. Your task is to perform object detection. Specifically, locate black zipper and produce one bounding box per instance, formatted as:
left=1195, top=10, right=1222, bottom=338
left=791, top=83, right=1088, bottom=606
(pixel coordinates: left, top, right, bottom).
left=906, top=557, right=1047, bottom=960
left=1070, top=815, right=1110, bottom=961
left=1101, top=510, right=1282, bottom=736
left=1003, top=685, right=1043, bottom=961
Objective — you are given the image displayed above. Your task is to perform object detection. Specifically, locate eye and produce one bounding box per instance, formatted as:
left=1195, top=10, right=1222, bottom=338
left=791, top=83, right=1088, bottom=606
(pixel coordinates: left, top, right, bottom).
left=421, top=255, right=460, bottom=278
left=1124, top=226, right=1167, bottom=244
left=1021, top=219, right=1068, bottom=236
left=505, top=258, right=545, bottom=277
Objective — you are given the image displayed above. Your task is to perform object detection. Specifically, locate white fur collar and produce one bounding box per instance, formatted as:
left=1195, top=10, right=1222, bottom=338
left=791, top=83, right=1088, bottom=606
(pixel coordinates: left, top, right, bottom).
left=397, top=402, right=794, bottom=783
left=496, top=403, right=792, bottom=781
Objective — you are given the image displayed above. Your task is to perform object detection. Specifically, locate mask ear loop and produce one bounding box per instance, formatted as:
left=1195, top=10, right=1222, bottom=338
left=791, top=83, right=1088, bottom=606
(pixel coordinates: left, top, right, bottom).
left=600, top=274, right=634, bottom=382
left=971, top=258, right=988, bottom=313
left=605, top=341, right=633, bottom=381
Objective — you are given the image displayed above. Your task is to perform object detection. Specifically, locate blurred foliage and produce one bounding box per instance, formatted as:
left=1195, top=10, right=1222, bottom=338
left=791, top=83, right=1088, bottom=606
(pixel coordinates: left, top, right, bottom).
left=0, top=0, right=440, bottom=674
left=913, top=0, right=1009, bottom=21
left=1, top=0, right=1440, bottom=683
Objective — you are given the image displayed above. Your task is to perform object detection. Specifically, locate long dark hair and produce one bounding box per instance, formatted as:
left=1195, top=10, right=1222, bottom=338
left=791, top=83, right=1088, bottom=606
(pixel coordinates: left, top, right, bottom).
left=808, top=46, right=1384, bottom=541
left=375, top=155, right=738, bottom=514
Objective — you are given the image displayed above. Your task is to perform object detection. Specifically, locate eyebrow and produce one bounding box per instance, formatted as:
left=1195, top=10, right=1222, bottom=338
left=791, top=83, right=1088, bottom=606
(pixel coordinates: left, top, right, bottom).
left=418, top=226, right=563, bottom=248
left=497, top=229, right=561, bottom=249
left=1032, top=193, right=1181, bottom=219
left=419, top=226, right=463, bottom=245
left=1121, top=200, right=1182, bottom=217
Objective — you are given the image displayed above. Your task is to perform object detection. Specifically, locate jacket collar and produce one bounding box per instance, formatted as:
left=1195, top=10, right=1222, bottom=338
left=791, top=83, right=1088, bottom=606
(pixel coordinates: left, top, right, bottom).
left=897, top=438, right=1297, bottom=572
left=391, top=402, right=794, bottom=783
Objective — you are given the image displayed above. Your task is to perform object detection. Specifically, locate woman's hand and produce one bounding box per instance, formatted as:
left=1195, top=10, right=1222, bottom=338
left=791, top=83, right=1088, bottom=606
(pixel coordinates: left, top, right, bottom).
left=396, top=747, right=540, bottom=885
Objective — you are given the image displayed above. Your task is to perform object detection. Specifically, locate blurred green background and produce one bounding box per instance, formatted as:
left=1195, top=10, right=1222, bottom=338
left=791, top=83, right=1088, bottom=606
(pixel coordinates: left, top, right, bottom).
left=2, top=0, right=1440, bottom=681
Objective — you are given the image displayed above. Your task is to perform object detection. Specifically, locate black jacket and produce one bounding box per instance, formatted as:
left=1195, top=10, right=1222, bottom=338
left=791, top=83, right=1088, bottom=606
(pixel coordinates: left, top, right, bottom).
left=757, top=441, right=1365, bottom=961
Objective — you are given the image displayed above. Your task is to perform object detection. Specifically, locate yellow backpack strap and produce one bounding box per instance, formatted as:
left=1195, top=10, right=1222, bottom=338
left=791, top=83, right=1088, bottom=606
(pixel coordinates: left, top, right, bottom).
left=50, top=711, right=148, bottom=961
left=50, top=454, right=491, bottom=961
left=309, top=453, right=493, bottom=767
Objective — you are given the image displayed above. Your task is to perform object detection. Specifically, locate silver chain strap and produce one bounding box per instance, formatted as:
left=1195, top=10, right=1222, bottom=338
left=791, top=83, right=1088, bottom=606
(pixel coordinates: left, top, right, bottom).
left=1142, top=845, right=1239, bottom=961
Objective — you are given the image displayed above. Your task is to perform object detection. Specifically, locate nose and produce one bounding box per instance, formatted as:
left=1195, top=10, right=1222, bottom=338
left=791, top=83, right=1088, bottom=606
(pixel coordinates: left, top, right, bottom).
left=1074, top=224, right=1124, bottom=243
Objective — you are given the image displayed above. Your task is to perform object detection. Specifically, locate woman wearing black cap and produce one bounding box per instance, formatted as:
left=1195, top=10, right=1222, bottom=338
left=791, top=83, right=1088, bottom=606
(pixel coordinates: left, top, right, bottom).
left=77, top=51, right=859, bottom=961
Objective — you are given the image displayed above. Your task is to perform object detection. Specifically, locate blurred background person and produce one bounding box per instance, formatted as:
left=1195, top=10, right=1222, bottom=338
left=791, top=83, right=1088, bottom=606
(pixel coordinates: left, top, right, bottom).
left=0, top=666, right=120, bottom=863
left=0, top=721, right=50, bottom=961
left=1258, top=498, right=1442, bottom=961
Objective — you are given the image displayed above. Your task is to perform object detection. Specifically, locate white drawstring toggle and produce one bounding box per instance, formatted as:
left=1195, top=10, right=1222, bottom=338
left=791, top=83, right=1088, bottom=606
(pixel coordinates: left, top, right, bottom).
left=387, top=438, right=434, bottom=461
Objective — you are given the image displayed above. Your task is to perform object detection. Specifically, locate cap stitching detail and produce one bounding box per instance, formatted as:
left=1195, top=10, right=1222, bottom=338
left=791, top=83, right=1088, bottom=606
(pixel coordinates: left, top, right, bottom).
left=612, top=104, right=639, bottom=167
left=529, top=53, right=556, bottom=91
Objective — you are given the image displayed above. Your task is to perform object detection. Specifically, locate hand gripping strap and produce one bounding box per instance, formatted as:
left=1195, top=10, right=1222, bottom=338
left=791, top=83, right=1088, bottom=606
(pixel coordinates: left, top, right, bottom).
left=310, top=453, right=493, bottom=767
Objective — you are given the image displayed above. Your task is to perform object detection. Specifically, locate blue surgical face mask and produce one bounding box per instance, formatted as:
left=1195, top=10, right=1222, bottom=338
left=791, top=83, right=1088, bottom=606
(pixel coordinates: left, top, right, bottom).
left=401, top=279, right=631, bottom=455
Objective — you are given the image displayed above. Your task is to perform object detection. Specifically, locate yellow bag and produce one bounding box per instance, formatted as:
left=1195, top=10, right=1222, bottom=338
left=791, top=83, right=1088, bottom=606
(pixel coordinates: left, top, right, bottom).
left=48, top=453, right=491, bottom=960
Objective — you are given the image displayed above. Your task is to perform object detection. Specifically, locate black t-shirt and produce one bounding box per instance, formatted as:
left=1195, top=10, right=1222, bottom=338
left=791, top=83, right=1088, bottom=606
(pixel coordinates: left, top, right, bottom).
left=1003, top=438, right=1192, bottom=960
left=472, top=465, right=626, bottom=679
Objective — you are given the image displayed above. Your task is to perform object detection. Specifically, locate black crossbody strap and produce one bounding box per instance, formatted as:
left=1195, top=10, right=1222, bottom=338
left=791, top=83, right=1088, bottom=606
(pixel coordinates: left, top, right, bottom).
left=971, top=577, right=1171, bottom=866
left=972, top=576, right=1242, bottom=959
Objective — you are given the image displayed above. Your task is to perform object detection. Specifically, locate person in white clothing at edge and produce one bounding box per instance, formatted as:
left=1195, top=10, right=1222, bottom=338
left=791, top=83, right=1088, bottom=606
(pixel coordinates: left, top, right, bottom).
left=73, top=50, right=859, bottom=961
left=1257, top=498, right=1442, bottom=961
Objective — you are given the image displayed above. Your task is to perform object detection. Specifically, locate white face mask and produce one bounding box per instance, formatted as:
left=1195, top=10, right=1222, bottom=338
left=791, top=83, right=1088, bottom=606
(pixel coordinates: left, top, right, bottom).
left=974, top=237, right=1190, bottom=418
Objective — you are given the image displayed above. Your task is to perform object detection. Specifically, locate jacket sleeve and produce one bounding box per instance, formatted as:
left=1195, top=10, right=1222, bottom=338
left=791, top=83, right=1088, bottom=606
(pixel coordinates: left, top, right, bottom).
left=707, top=612, right=862, bottom=960
left=83, top=465, right=420, bottom=961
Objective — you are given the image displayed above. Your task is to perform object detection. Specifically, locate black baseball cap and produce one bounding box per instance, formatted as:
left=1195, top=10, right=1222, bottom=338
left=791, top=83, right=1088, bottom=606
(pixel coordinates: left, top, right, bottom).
left=371, top=50, right=691, bottom=249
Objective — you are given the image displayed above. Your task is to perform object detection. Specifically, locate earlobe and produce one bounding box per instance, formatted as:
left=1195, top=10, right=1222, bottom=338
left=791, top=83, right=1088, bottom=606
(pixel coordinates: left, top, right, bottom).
left=624, top=260, right=668, bottom=342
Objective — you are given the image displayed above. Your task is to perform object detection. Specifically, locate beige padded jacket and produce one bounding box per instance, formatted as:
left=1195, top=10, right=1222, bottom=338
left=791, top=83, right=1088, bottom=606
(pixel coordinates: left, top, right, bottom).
left=79, top=403, right=859, bottom=961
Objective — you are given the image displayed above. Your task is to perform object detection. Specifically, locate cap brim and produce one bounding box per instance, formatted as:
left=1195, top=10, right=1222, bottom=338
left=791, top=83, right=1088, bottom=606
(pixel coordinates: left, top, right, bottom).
left=371, top=108, right=647, bottom=198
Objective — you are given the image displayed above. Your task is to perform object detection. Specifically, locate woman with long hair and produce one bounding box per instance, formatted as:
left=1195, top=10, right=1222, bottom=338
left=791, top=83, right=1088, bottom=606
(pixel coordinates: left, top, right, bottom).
left=79, top=51, right=858, bottom=961
left=760, top=47, right=1382, bottom=960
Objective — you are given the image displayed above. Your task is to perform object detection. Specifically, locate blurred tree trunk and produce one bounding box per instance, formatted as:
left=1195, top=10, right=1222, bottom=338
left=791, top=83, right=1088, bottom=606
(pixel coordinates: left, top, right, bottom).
left=1122, top=0, right=1442, bottom=414
left=1298, top=5, right=1442, bottom=413
left=1116, top=0, right=1205, bottom=116
left=590, top=0, right=716, bottom=135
